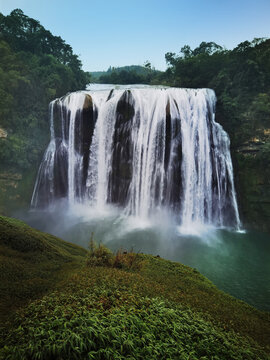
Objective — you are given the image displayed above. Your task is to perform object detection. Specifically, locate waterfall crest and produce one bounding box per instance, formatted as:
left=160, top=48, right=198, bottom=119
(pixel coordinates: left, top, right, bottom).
left=31, top=87, right=241, bottom=229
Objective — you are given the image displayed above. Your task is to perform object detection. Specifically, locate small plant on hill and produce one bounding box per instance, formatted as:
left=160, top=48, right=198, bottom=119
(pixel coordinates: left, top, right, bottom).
left=86, top=234, right=144, bottom=271
left=86, top=233, right=114, bottom=267
left=113, top=249, right=144, bottom=271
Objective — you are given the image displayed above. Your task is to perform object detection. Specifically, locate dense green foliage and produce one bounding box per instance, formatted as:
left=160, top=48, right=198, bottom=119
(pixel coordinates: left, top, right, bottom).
left=0, top=9, right=90, bottom=176
left=0, top=217, right=269, bottom=359
left=1, top=291, right=267, bottom=359
left=91, top=64, right=164, bottom=85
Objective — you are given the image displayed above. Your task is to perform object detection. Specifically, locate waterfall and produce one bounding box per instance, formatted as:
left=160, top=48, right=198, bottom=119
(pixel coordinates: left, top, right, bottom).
left=31, top=86, right=241, bottom=230
left=86, top=90, right=122, bottom=209
left=31, top=100, right=56, bottom=208
left=62, top=92, right=86, bottom=204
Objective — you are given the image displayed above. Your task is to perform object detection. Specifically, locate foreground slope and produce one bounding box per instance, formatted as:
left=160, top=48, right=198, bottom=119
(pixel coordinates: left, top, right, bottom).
left=0, top=215, right=87, bottom=321
left=0, top=216, right=269, bottom=359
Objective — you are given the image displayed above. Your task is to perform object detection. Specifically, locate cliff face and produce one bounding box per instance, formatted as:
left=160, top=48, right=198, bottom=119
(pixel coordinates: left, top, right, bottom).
left=0, top=170, right=36, bottom=215
left=234, top=134, right=270, bottom=232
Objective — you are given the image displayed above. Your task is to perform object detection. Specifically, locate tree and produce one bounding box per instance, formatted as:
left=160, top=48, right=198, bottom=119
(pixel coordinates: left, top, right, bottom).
left=143, top=60, right=151, bottom=69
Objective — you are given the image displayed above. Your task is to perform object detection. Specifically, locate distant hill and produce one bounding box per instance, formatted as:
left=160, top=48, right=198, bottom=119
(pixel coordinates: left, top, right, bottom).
left=90, top=65, right=164, bottom=85
left=90, top=70, right=107, bottom=80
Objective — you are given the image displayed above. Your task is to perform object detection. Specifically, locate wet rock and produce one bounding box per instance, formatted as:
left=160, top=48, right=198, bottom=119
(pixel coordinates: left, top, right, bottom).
left=83, top=94, right=93, bottom=110
left=109, top=91, right=135, bottom=205
left=81, top=94, right=96, bottom=192
left=116, top=90, right=135, bottom=123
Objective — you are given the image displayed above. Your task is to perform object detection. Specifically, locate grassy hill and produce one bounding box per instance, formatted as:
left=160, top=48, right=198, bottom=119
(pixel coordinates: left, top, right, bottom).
left=0, top=215, right=87, bottom=321
left=0, top=216, right=269, bottom=359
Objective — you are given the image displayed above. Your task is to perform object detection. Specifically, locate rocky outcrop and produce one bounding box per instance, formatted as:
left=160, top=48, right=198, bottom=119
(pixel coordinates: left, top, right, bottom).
left=109, top=90, right=134, bottom=204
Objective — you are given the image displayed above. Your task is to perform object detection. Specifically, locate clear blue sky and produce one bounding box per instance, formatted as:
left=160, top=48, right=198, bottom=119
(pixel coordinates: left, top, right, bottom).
left=0, top=0, right=269, bottom=71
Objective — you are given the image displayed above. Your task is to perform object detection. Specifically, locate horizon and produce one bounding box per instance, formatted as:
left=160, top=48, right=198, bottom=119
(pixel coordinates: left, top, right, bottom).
left=0, top=0, right=270, bottom=72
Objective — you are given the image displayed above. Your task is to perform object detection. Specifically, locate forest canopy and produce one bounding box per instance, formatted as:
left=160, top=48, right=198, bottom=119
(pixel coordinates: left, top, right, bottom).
left=0, top=9, right=90, bottom=171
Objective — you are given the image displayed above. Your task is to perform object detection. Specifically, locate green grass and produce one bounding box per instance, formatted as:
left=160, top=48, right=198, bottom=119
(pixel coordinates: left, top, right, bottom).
left=0, top=215, right=87, bottom=322
left=0, top=216, right=269, bottom=359
left=139, top=255, right=270, bottom=349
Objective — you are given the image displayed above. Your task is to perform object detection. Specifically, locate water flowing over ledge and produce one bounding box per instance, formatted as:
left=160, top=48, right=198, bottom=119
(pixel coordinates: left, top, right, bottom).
left=31, top=86, right=241, bottom=231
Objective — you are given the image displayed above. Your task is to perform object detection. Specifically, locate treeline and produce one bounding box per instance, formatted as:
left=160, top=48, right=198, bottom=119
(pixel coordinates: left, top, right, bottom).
left=0, top=9, right=90, bottom=171
left=92, top=64, right=164, bottom=85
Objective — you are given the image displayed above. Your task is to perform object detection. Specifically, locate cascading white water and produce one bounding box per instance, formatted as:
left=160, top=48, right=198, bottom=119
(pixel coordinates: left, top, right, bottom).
left=31, top=86, right=241, bottom=230
left=180, top=89, right=214, bottom=227
left=212, top=121, right=241, bottom=227
left=62, top=92, right=86, bottom=204
left=86, top=90, right=122, bottom=209
left=31, top=100, right=56, bottom=208
left=125, top=89, right=167, bottom=217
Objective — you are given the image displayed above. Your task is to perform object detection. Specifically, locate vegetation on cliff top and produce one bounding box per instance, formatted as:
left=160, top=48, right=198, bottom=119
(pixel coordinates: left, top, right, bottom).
left=0, top=216, right=269, bottom=359
left=0, top=9, right=90, bottom=177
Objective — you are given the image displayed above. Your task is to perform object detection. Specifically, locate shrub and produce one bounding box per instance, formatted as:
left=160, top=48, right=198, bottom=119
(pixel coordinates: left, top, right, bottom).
left=113, top=249, right=145, bottom=271
left=86, top=235, right=114, bottom=267
left=86, top=235, right=144, bottom=271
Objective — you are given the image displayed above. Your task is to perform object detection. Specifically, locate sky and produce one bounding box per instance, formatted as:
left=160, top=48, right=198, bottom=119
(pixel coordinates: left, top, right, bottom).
left=0, top=0, right=270, bottom=71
